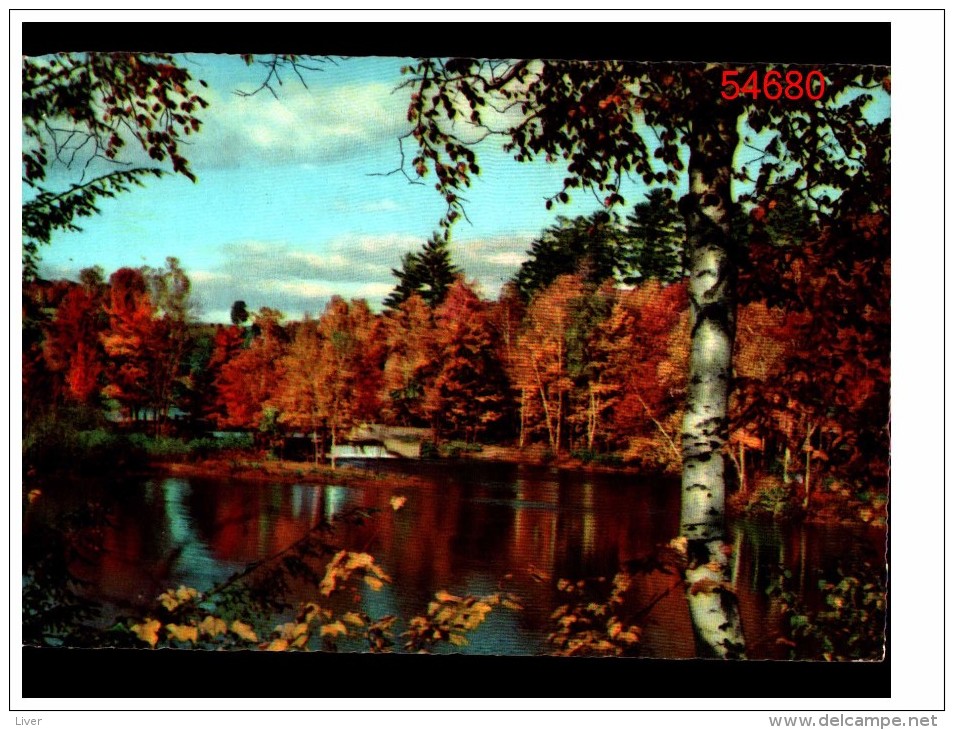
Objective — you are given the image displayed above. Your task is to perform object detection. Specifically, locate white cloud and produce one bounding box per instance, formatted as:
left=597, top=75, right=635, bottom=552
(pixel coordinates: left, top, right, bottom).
left=189, top=78, right=413, bottom=171
left=275, top=280, right=335, bottom=298
left=398, top=231, right=533, bottom=300
left=188, top=269, right=229, bottom=283
left=485, top=251, right=527, bottom=267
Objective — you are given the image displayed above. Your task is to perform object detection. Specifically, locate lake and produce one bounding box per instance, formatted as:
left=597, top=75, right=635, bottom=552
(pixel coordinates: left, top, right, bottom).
left=22, top=460, right=886, bottom=658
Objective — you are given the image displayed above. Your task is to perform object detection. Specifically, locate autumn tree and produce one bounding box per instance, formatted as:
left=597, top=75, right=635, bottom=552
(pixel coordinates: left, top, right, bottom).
left=42, top=267, right=108, bottom=406
left=197, top=324, right=247, bottom=427
left=213, top=308, right=288, bottom=432
left=274, top=318, right=325, bottom=466
left=513, top=274, right=585, bottom=452
left=317, top=298, right=383, bottom=469
left=381, top=293, right=437, bottom=426
left=425, top=279, right=512, bottom=443
left=735, top=207, right=890, bottom=509
left=400, top=55, right=889, bottom=658
left=144, top=257, right=194, bottom=431
left=100, top=267, right=162, bottom=422
left=595, top=280, right=690, bottom=467
left=274, top=298, right=382, bottom=469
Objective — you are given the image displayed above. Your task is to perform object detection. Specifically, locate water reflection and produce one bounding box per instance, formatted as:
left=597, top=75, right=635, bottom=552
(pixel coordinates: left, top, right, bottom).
left=24, top=463, right=885, bottom=657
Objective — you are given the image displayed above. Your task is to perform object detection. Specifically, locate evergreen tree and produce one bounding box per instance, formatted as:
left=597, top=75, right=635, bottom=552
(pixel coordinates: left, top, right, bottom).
left=230, top=300, right=249, bottom=326
left=384, top=232, right=459, bottom=310
left=624, top=189, right=686, bottom=283
left=513, top=212, right=624, bottom=301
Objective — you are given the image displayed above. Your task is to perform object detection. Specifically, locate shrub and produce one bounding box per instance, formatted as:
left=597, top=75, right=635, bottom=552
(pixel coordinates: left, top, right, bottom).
left=767, top=560, right=887, bottom=661
left=441, top=440, right=483, bottom=458
left=23, top=409, right=147, bottom=475
left=571, top=449, right=623, bottom=467
left=127, top=434, right=190, bottom=459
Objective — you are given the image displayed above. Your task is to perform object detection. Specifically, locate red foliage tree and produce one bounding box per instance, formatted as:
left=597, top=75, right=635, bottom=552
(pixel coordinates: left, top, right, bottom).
left=213, top=308, right=288, bottom=431
left=100, top=268, right=163, bottom=422
left=736, top=210, right=890, bottom=505
left=426, top=279, right=512, bottom=443
left=595, top=280, right=689, bottom=468
left=43, top=271, right=108, bottom=406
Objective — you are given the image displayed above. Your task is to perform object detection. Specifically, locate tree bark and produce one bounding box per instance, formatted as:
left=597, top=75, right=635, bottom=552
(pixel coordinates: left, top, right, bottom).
left=330, top=426, right=337, bottom=471
left=678, top=102, right=746, bottom=659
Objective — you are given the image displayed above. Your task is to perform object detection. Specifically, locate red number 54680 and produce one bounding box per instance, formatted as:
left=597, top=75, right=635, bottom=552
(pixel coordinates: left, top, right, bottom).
left=721, top=69, right=826, bottom=101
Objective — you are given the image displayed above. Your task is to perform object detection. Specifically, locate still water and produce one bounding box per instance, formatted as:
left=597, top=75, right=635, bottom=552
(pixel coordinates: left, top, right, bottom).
left=23, top=461, right=885, bottom=657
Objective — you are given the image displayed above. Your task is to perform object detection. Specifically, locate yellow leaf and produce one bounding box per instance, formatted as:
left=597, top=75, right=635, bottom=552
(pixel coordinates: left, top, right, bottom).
left=319, top=569, right=340, bottom=597
left=371, top=564, right=392, bottom=583
left=364, top=575, right=384, bottom=591
left=230, top=620, right=258, bottom=642
left=198, top=615, right=227, bottom=638
left=158, top=590, right=179, bottom=612
left=131, top=619, right=161, bottom=648
left=320, top=620, right=348, bottom=638
left=342, top=611, right=365, bottom=627
left=345, top=552, right=374, bottom=571
left=618, top=629, right=640, bottom=645
left=449, top=633, right=467, bottom=647
left=291, top=633, right=310, bottom=649
left=435, top=590, right=461, bottom=603
left=175, top=585, right=199, bottom=603
left=275, top=622, right=309, bottom=641
left=166, top=623, right=199, bottom=644
left=266, top=638, right=289, bottom=652
left=389, top=495, right=407, bottom=511
left=502, top=599, right=523, bottom=611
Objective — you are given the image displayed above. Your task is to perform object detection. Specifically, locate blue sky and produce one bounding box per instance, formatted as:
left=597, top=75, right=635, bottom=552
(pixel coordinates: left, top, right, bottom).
left=30, top=54, right=888, bottom=324
left=34, top=54, right=643, bottom=323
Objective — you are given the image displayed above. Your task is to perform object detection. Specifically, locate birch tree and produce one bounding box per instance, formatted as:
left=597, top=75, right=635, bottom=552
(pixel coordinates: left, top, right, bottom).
left=399, top=58, right=889, bottom=658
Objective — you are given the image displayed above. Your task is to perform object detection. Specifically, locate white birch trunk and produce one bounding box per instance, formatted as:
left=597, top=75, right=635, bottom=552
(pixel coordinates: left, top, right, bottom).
left=678, top=105, right=747, bottom=659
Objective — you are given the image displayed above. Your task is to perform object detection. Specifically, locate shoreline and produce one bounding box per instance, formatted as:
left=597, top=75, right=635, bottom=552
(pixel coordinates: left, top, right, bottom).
left=152, top=454, right=883, bottom=530
left=26, top=449, right=885, bottom=530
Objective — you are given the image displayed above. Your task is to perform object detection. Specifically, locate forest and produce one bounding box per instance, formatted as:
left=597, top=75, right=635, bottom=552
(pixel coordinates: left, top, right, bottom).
left=23, top=194, right=889, bottom=525
left=22, top=49, right=889, bottom=663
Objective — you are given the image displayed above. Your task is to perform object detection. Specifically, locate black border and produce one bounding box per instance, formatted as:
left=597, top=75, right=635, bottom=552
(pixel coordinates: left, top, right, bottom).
left=22, top=646, right=890, bottom=700
left=22, top=17, right=890, bottom=65
left=16, top=12, right=894, bottom=706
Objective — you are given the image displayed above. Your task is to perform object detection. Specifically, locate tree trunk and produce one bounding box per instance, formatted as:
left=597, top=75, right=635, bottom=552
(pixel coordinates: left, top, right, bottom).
left=330, top=426, right=337, bottom=471
left=738, top=441, right=746, bottom=494
left=802, top=422, right=816, bottom=509
left=678, top=102, right=746, bottom=659
left=519, top=388, right=527, bottom=449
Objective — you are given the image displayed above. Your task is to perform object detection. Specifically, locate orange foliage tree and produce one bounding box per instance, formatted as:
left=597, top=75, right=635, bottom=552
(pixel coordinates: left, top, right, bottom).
left=425, top=279, right=512, bottom=443
left=213, top=308, right=288, bottom=432
left=736, top=209, right=890, bottom=506
left=42, top=269, right=108, bottom=406
left=594, top=280, right=689, bottom=469
left=275, top=297, right=383, bottom=469
left=513, top=274, right=585, bottom=452
left=100, top=268, right=164, bottom=423
left=380, top=293, right=437, bottom=427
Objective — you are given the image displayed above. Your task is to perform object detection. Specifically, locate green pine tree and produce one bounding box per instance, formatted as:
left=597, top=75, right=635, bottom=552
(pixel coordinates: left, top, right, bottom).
left=624, top=188, right=686, bottom=283
left=384, top=232, right=460, bottom=310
